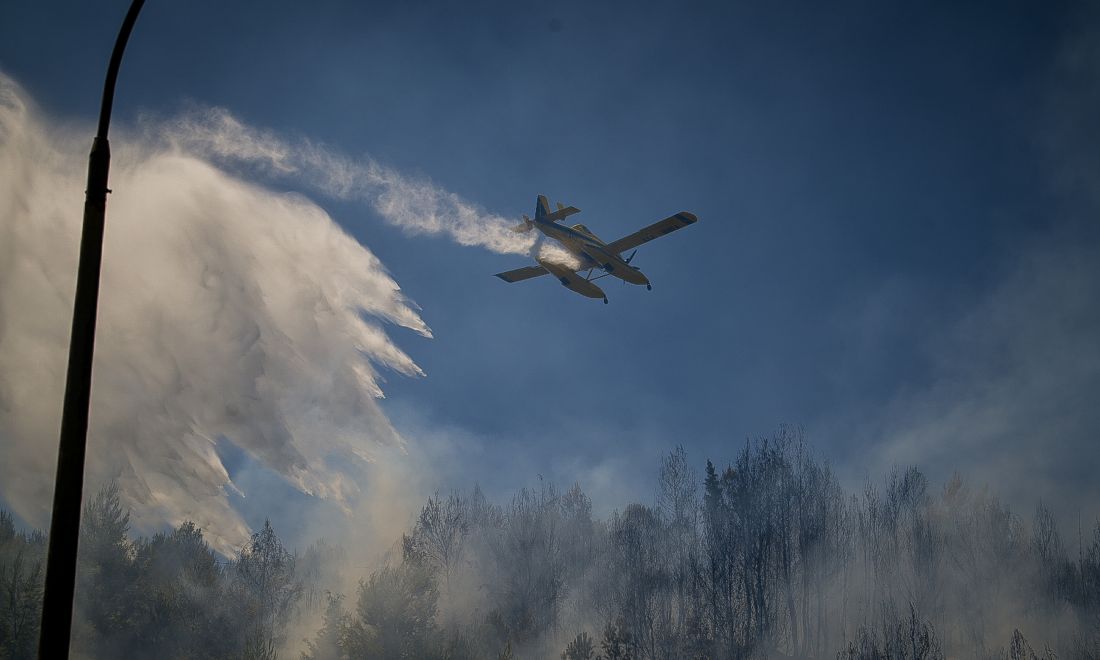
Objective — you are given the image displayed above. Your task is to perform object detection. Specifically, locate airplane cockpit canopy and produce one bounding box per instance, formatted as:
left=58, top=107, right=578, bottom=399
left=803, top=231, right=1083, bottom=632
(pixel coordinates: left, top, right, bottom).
left=571, top=223, right=592, bottom=235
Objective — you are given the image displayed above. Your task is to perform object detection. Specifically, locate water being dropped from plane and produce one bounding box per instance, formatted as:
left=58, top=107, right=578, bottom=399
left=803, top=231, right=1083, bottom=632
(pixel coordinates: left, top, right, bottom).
left=0, top=74, right=429, bottom=553
left=160, top=106, right=538, bottom=256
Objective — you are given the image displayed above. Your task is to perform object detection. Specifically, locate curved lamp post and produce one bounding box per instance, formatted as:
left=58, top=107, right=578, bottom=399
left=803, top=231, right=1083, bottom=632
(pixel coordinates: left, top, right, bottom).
left=38, top=1, right=146, bottom=657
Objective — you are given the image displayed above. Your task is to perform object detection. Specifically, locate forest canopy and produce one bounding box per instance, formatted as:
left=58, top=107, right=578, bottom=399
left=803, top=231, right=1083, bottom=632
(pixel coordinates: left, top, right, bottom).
left=2, top=428, right=1098, bottom=659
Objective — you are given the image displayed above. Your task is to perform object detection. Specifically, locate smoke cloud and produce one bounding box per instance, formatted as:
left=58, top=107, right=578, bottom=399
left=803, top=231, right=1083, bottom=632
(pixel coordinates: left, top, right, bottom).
left=863, top=237, right=1100, bottom=525
left=842, top=19, right=1100, bottom=528
left=0, top=73, right=457, bottom=553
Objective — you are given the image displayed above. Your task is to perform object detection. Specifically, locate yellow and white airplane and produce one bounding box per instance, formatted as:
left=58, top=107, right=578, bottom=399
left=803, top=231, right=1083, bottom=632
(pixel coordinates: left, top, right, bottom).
left=495, top=195, right=698, bottom=304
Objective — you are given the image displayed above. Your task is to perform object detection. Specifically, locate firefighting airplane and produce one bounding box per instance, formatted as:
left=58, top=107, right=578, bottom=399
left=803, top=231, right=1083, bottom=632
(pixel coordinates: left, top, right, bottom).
left=494, top=195, right=698, bottom=303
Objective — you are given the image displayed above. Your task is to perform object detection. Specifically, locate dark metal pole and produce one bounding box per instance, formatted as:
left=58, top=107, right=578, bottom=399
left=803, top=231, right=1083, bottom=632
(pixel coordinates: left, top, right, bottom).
left=38, top=1, right=145, bottom=657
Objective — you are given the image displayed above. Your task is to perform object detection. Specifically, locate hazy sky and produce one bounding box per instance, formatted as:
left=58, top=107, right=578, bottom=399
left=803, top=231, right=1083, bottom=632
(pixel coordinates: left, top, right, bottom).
left=2, top=0, right=1097, bottom=546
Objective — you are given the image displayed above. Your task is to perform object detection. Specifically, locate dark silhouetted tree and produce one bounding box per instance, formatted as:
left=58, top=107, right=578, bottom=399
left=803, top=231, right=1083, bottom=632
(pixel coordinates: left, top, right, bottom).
left=234, top=519, right=302, bottom=653
left=345, top=564, right=438, bottom=658
left=0, top=511, right=44, bottom=660
left=562, top=631, right=596, bottom=660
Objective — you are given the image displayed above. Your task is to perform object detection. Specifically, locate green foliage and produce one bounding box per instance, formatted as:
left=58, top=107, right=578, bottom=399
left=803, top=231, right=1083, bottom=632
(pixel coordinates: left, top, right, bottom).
left=74, top=482, right=139, bottom=657
left=837, top=605, right=944, bottom=660
left=599, top=618, right=637, bottom=660
left=1004, top=629, right=1056, bottom=660
left=302, top=592, right=347, bottom=660
left=0, top=511, right=44, bottom=660
left=0, top=512, right=14, bottom=545
left=299, top=538, right=346, bottom=613
left=3, top=431, right=1100, bottom=660
left=486, top=484, right=567, bottom=646
left=344, top=563, right=439, bottom=659
left=405, top=494, right=468, bottom=579
left=234, top=519, right=304, bottom=653
left=129, top=521, right=235, bottom=659
left=242, top=631, right=279, bottom=660
left=561, top=631, right=595, bottom=660
left=12, top=484, right=310, bottom=659
left=437, top=628, right=479, bottom=660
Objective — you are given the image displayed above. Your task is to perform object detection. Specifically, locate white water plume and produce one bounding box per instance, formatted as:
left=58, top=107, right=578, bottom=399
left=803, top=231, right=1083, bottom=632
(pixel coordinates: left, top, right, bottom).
left=157, top=106, right=538, bottom=256
left=536, top=241, right=583, bottom=270
left=0, top=73, right=433, bottom=553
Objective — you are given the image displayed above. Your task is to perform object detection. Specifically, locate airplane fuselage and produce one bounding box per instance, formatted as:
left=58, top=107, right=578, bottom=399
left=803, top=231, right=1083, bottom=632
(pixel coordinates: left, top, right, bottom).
left=531, top=218, right=651, bottom=288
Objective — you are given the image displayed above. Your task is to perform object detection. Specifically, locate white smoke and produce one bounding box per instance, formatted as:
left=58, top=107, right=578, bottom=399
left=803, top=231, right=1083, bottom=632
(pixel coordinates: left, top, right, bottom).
left=156, top=106, right=537, bottom=255
left=843, top=20, right=1100, bottom=529
left=0, top=73, right=442, bottom=553
left=861, top=237, right=1100, bottom=526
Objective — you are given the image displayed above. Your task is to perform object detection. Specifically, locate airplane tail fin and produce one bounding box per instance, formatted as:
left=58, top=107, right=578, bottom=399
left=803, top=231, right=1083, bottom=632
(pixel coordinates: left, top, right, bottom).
left=511, top=193, right=578, bottom=231
left=532, top=194, right=581, bottom=223
left=535, top=195, right=552, bottom=220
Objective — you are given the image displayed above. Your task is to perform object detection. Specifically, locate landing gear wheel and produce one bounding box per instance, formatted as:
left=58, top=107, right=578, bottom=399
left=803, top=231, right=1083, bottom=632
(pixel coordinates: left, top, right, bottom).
left=646, top=284, right=652, bottom=291
left=603, top=298, right=609, bottom=304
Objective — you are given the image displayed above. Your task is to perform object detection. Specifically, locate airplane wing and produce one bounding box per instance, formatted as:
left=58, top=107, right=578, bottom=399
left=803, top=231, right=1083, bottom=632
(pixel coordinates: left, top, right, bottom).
left=605, top=212, right=698, bottom=255
left=495, top=265, right=549, bottom=283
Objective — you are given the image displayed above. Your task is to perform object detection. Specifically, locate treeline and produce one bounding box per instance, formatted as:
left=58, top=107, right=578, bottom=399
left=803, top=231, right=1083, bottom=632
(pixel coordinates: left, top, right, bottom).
left=0, top=484, right=340, bottom=659
left=383, top=428, right=1100, bottom=659
left=2, top=427, right=1099, bottom=658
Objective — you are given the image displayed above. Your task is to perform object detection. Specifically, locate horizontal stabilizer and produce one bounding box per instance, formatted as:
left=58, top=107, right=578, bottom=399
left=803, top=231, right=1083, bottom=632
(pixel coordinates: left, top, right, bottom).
left=510, top=216, right=534, bottom=233
left=495, top=265, right=549, bottom=283
left=539, top=206, right=581, bottom=223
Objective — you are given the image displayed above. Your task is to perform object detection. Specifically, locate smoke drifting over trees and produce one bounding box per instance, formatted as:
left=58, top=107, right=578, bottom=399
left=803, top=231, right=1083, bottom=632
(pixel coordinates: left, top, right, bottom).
left=3, top=428, right=1098, bottom=659
left=3, top=20, right=1100, bottom=655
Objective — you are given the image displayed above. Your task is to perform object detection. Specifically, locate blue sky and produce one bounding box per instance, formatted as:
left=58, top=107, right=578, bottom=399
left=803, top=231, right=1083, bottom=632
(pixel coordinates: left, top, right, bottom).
left=3, top=0, right=1098, bottom=540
